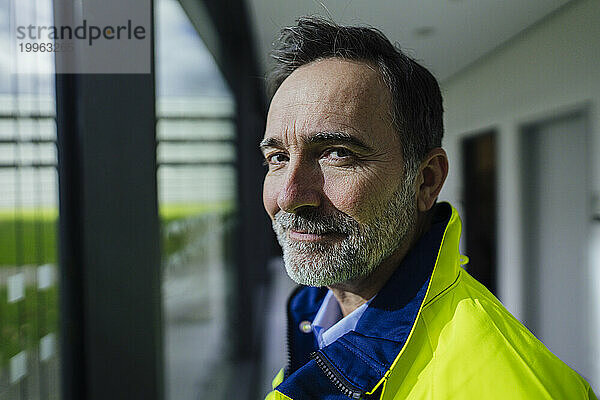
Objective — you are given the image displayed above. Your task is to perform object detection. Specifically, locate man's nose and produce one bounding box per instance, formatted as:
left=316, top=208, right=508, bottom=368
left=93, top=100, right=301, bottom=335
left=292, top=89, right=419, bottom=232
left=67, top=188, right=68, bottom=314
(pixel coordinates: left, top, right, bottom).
left=277, top=160, right=323, bottom=213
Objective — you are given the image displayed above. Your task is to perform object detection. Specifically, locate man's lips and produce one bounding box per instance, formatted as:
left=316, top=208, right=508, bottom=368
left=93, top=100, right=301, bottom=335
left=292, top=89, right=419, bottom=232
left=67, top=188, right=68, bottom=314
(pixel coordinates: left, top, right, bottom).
left=287, top=230, right=345, bottom=242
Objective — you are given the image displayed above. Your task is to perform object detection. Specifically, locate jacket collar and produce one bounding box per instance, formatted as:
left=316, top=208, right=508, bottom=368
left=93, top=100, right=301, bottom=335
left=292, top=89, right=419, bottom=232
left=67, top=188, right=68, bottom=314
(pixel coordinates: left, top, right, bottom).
left=285, top=202, right=463, bottom=394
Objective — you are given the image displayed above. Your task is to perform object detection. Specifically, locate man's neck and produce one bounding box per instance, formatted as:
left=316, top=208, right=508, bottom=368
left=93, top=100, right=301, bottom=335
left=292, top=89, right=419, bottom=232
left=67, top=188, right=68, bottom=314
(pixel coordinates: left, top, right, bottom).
left=328, top=210, right=433, bottom=317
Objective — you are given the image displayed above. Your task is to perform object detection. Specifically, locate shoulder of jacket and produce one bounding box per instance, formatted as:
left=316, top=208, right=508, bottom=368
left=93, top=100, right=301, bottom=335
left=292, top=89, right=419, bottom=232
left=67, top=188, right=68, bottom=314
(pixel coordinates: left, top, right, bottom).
left=412, top=269, right=593, bottom=398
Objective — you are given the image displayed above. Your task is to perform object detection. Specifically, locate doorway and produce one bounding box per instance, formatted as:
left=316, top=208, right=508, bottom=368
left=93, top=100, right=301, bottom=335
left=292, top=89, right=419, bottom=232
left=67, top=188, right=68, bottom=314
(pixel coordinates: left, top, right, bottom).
left=521, top=110, right=591, bottom=377
left=462, top=131, right=498, bottom=295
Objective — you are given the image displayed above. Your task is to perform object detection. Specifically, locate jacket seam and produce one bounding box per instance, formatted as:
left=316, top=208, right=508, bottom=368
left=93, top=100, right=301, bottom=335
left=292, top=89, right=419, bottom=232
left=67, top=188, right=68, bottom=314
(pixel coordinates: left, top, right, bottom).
left=422, top=269, right=462, bottom=309
left=378, top=378, right=388, bottom=400
left=337, top=337, right=388, bottom=373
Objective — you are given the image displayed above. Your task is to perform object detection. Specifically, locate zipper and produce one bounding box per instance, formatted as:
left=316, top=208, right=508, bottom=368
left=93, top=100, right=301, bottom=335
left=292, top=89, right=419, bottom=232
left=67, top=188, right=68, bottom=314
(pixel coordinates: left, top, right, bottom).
left=311, top=351, right=364, bottom=400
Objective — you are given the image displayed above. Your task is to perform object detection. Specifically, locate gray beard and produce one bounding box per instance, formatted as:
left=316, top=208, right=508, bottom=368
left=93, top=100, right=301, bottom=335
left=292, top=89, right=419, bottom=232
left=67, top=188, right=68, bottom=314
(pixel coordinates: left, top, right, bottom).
left=272, top=172, right=417, bottom=287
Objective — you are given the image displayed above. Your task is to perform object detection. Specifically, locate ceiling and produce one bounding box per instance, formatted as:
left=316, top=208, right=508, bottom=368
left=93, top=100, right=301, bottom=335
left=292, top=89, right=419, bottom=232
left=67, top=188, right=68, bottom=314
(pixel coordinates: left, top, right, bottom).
left=246, top=0, right=572, bottom=82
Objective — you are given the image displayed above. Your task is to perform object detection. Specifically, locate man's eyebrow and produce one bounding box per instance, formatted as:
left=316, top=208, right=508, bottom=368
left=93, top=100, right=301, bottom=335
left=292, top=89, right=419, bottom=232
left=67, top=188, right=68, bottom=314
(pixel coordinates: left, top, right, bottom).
left=259, top=137, right=284, bottom=151
left=259, top=131, right=374, bottom=152
left=304, top=131, right=374, bottom=152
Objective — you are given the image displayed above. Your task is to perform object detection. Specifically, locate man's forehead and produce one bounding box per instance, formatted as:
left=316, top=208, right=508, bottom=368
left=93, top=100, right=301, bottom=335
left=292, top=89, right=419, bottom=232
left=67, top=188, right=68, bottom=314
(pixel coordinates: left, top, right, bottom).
left=273, top=58, right=387, bottom=107
left=264, top=58, right=394, bottom=148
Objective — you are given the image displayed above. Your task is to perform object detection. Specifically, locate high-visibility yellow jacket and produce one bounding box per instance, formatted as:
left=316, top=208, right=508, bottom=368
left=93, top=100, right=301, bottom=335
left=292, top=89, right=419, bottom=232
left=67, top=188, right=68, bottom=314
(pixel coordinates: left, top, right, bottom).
left=266, top=203, right=597, bottom=399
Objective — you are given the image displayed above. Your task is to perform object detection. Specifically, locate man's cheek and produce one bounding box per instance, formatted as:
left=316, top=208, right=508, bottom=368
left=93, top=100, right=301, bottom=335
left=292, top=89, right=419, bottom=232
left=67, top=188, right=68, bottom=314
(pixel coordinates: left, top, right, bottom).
left=324, top=177, right=383, bottom=218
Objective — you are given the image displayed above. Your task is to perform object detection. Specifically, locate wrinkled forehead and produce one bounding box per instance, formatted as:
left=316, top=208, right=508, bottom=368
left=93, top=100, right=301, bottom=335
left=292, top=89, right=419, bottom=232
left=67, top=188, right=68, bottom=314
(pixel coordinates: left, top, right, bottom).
left=265, top=58, right=394, bottom=144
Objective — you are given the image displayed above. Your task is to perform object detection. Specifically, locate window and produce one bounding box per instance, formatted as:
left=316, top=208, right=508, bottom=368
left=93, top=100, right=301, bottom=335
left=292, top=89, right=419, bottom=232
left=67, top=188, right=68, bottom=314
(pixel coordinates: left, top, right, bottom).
left=0, top=0, right=60, bottom=398
left=155, top=1, right=237, bottom=398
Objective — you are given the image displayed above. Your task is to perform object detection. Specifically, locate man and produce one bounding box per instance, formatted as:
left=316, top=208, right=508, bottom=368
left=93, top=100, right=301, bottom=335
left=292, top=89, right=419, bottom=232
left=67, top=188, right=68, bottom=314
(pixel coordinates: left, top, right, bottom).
left=261, top=17, right=596, bottom=400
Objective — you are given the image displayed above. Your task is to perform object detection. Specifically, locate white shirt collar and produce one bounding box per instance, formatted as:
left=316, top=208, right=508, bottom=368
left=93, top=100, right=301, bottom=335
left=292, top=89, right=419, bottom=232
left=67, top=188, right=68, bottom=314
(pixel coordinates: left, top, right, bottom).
left=311, top=290, right=373, bottom=349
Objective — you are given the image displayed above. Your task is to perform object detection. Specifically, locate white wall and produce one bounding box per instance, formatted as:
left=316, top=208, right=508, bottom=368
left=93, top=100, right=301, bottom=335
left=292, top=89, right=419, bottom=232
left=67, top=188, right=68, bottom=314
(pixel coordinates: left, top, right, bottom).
left=439, top=0, right=600, bottom=388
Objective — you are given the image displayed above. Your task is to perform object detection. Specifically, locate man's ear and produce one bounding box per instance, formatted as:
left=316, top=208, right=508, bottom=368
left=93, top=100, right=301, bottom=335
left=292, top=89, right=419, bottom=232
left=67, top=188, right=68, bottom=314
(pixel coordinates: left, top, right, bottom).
left=415, top=148, right=449, bottom=212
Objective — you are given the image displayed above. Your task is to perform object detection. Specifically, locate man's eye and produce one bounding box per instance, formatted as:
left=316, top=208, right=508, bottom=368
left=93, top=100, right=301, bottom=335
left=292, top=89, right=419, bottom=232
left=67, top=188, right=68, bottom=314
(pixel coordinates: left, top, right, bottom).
left=324, top=148, right=354, bottom=159
left=265, top=153, right=289, bottom=165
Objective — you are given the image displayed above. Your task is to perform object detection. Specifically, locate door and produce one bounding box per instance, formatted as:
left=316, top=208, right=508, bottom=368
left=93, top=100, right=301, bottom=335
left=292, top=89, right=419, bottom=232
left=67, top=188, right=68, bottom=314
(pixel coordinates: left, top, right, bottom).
left=462, top=131, right=497, bottom=295
left=522, top=111, right=591, bottom=379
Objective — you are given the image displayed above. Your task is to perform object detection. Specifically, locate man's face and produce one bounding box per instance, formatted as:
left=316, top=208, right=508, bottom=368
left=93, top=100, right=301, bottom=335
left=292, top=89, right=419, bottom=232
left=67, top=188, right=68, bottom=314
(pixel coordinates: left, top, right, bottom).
left=261, top=58, right=417, bottom=287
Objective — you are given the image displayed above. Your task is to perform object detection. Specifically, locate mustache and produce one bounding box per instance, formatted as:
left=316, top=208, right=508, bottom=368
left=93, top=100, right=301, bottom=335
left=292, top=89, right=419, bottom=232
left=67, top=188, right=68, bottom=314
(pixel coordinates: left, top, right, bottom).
left=274, top=208, right=358, bottom=235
